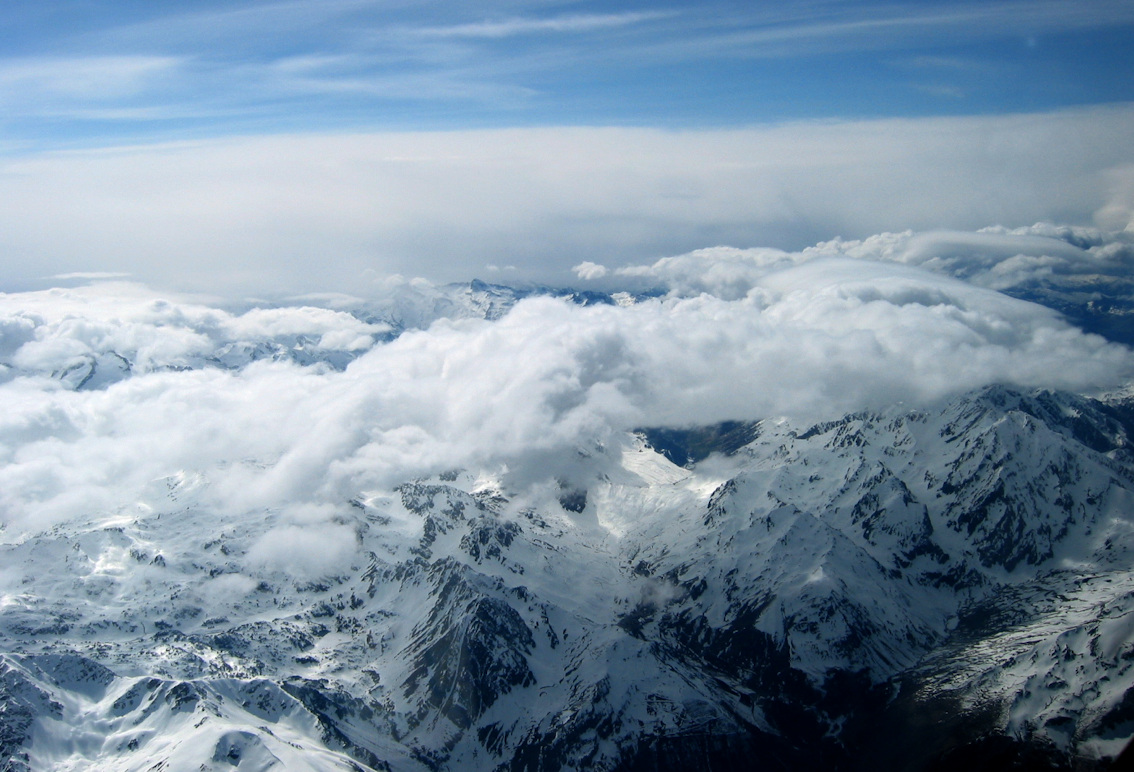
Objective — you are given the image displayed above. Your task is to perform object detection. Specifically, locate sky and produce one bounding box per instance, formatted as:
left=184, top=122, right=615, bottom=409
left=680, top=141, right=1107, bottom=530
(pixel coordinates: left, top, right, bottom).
left=3, top=0, right=1134, bottom=143
left=0, top=0, right=1132, bottom=294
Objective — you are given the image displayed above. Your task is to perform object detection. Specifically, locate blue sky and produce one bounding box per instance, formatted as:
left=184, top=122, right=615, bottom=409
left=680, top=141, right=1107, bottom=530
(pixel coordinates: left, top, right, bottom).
left=3, top=0, right=1134, bottom=148
left=0, top=1, right=1132, bottom=294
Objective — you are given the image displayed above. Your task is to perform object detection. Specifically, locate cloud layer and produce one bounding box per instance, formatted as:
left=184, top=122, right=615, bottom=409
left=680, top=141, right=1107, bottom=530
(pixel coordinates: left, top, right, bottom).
left=581, top=222, right=1134, bottom=297
left=2, top=105, right=1133, bottom=296
left=1, top=238, right=1131, bottom=547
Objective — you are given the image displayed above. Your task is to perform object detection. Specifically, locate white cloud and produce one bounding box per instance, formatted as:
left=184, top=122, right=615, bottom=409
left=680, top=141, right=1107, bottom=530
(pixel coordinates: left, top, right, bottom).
left=608, top=246, right=796, bottom=298
left=221, top=306, right=384, bottom=351
left=202, top=572, right=259, bottom=611
left=49, top=272, right=133, bottom=281
left=0, top=56, right=180, bottom=105
left=0, top=283, right=386, bottom=383
left=1, top=246, right=1129, bottom=540
left=415, top=12, right=671, bottom=39
left=245, top=522, right=359, bottom=580
left=1, top=105, right=1132, bottom=295
left=1096, top=164, right=1134, bottom=232
left=573, top=261, right=608, bottom=281
left=592, top=224, right=1134, bottom=298
left=642, top=1, right=1134, bottom=61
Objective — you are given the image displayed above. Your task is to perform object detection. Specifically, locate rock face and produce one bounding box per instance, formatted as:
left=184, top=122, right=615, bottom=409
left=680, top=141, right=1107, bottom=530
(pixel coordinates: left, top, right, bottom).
left=2, top=385, right=1134, bottom=770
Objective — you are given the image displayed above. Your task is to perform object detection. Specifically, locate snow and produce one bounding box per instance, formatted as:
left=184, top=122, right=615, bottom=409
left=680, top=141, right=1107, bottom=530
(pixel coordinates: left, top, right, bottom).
left=0, top=281, right=1131, bottom=769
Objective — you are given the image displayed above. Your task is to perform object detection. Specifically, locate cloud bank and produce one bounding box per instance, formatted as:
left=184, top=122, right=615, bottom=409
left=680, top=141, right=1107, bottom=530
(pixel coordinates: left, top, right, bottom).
left=1, top=236, right=1131, bottom=551
left=1, top=105, right=1133, bottom=296
left=581, top=222, right=1134, bottom=298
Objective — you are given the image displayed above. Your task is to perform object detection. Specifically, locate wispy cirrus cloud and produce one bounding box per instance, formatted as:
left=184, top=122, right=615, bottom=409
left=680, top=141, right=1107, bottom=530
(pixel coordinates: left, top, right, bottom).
left=633, top=0, right=1134, bottom=60
left=0, top=55, right=181, bottom=105
left=1, top=0, right=1131, bottom=145
left=412, top=11, right=675, bottom=39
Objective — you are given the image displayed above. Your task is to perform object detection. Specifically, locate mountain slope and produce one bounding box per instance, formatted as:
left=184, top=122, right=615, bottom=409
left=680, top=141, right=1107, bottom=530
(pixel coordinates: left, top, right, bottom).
left=1, top=386, right=1133, bottom=770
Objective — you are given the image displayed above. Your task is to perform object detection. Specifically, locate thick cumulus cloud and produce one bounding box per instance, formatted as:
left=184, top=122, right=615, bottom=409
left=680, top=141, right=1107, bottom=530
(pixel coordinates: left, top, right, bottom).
left=1, top=242, right=1131, bottom=553
left=0, top=283, right=388, bottom=383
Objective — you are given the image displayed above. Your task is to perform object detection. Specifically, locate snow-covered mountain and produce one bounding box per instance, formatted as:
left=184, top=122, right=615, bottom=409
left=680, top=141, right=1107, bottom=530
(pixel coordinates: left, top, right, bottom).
left=1, top=380, right=1132, bottom=770
left=3, top=253, right=1134, bottom=770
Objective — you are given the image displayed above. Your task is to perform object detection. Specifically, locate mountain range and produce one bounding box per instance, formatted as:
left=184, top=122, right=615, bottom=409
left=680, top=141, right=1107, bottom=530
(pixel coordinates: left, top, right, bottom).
left=1, top=272, right=1133, bottom=770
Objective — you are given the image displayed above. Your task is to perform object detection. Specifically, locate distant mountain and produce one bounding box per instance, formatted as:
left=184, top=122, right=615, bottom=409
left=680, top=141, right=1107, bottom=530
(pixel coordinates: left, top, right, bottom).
left=2, top=382, right=1131, bottom=770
